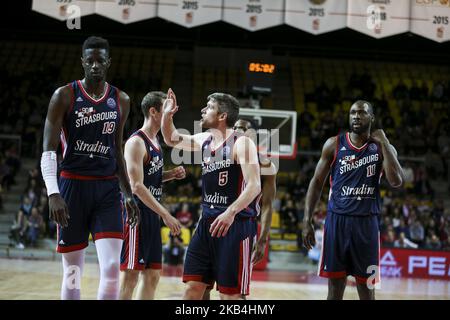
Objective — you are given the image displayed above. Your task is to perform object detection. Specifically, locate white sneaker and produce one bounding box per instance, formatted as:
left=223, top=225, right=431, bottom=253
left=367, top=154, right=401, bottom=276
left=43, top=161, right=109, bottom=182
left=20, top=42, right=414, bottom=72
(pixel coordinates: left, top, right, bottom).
left=16, top=243, right=25, bottom=250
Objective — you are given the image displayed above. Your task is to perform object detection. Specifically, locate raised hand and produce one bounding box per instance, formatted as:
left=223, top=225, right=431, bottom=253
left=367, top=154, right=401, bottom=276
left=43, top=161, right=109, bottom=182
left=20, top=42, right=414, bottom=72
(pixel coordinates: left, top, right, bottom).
left=49, top=194, right=70, bottom=228
left=370, top=129, right=389, bottom=144
left=163, top=88, right=178, bottom=115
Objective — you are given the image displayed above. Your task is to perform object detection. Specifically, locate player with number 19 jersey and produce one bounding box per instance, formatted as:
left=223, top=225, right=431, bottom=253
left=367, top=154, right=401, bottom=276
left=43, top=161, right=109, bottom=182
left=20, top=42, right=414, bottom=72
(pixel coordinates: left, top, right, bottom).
left=56, top=80, right=123, bottom=253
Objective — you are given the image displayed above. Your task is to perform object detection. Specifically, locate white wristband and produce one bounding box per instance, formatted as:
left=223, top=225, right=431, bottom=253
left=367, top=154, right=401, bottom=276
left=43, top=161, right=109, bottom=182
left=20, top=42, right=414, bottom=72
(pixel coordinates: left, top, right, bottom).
left=40, top=151, right=60, bottom=196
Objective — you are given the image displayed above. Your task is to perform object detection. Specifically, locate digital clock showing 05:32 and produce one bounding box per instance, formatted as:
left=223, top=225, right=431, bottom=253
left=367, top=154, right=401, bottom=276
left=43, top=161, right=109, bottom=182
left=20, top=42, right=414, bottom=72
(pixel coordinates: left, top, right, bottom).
left=248, top=63, right=276, bottom=74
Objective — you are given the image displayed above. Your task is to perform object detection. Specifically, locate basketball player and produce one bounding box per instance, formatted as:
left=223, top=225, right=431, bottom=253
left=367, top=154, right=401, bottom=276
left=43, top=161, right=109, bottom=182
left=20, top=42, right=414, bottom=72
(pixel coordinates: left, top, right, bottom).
left=161, top=89, right=261, bottom=300
left=202, top=119, right=277, bottom=300
left=302, top=100, right=404, bottom=300
left=119, top=91, right=184, bottom=300
left=233, top=119, right=277, bottom=265
left=40, top=36, right=139, bottom=300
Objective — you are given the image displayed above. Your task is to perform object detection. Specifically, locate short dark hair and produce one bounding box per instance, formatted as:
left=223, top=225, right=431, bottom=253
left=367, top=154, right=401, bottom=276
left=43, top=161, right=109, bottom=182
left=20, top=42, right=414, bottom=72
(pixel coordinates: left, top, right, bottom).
left=353, top=100, right=374, bottom=116
left=207, top=93, right=240, bottom=127
left=82, top=36, right=110, bottom=56
left=141, top=91, right=167, bottom=118
left=239, top=118, right=259, bottom=130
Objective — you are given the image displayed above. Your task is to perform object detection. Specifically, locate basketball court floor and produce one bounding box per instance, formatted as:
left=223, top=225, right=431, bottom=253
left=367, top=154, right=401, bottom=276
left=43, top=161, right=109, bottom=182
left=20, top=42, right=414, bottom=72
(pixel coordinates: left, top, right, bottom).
left=0, top=258, right=448, bottom=300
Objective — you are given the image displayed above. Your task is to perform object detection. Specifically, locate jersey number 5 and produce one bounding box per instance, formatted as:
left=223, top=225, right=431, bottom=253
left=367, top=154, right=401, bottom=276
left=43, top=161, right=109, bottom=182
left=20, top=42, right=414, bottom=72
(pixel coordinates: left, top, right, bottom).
left=218, top=171, right=228, bottom=186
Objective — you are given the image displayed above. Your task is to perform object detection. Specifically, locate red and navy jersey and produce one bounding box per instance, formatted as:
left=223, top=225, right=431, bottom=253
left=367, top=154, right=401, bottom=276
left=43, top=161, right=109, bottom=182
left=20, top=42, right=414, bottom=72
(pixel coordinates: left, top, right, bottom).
left=328, top=132, right=383, bottom=216
left=128, top=130, right=163, bottom=206
left=60, top=80, right=120, bottom=178
left=201, top=132, right=261, bottom=218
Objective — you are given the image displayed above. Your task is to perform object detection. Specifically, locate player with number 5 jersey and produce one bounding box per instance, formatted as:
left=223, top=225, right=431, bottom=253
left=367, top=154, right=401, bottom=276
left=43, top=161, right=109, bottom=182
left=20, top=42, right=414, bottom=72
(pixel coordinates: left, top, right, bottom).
left=161, top=88, right=261, bottom=300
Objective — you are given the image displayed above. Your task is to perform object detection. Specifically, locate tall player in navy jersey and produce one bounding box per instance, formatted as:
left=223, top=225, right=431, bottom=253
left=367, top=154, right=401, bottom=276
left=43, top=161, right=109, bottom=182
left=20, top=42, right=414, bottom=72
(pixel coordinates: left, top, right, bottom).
left=40, top=36, right=139, bottom=300
left=161, top=89, right=261, bottom=300
left=119, top=91, right=184, bottom=300
left=302, top=100, right=404, bottom=300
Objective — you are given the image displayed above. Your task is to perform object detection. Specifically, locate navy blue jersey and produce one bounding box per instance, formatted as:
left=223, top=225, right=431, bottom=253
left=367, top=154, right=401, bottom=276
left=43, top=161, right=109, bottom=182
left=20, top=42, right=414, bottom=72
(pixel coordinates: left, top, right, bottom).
left=201, top=132, right=260, bottom=218
left=128, top=130, right=163, bottom=206
left=60, top=80, right=120, bottom=177
left=328, top=132, right=383, bottom=216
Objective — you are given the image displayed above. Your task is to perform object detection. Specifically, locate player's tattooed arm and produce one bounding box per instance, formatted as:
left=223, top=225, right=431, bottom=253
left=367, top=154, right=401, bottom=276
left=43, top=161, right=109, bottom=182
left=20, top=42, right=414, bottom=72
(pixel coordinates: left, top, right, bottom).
left=162, top=166, right=186, bottom=182
left=302, top=136, right=336, bottom=250
left=161, top=88, right=210, bottom=151
left=42, top=85, right=72, bottom=228
left=370, top=129, right=404, bottom=188
left=116, top=90, right=140, bottom=227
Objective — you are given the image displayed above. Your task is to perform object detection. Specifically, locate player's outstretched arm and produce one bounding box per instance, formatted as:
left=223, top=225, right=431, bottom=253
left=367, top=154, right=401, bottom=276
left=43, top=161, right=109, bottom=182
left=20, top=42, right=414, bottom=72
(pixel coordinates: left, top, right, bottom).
left=302, top=136, right=336, bottom=250
left=116, top=91, right=140, bottom=228
left=124, top=137, right=181, bottom=236
left=41, top=85, right=72, bottom=228
left=370, top=129, right=404, bottom=188
left=161, top=88, right=210, bottom=151
left=252, top=164, right=276, bottom=265
left=210, top=136, right=261, bottom=238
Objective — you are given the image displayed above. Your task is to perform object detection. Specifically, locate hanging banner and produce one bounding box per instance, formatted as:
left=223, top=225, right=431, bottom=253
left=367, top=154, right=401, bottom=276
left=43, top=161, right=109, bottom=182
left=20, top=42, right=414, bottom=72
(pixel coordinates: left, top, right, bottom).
left=32, top=0, right=96, bottom=21
left=157, top=0, right=222, bottom=28
left=347, top=0, right=410, bottom=38
left=410, top=0, right=450, bottom=43
left=95, top=0, right=157, bottom=24
left=222, top=0, right=285, bottom=32
left=285, top=0, right=347, bottom=35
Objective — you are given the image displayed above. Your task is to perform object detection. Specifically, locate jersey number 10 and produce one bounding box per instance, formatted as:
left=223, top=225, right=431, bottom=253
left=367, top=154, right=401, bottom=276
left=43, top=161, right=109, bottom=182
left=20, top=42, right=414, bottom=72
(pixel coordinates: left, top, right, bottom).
left=367, top=164, right=376, bottom=177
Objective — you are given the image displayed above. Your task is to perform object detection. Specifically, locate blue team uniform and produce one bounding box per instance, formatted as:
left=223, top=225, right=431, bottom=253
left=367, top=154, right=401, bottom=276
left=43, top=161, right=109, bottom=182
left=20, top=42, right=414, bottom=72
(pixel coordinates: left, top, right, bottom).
left=319, top=132, right=383, bottom=284
left=120, top=130, right=164, bottom=270
left=183, top=132, right=260, bottom=296
left=57, top=80, right=123, bottom=253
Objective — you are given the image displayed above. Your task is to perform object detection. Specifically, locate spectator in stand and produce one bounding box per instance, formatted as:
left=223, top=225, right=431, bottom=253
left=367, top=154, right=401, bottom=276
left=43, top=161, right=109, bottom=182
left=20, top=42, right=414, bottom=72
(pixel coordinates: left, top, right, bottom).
left=402, top=162, right=415, bottom=190
left=26, top=207, right=43, bottom=247
left=394, top=232, right=418, bottom=249
left=425, top=233, right=442, bottom=250
left=20, top=196, right=33, bottom=217
left=281, top=199, right=298, bottom=233
left=414, top=165, right=434, bottom=198
left=163, top=234, right=185, bottom=266
left=383, top=230, right=396, bottom=248
left=393, top=80, right=409, bottom=100
left=424, top=147, right=445, bottom=181
left=395, top=218, right=410, bottom=239
left=409, top=80, right=422, bottom=100
left=409, top=217, right=425, bottom=247
left=9, top=209, right=27, bottom=249
left=175, top=203, right=194, bottom=234
left=441, top=238, right=450, bottom=251
left=431, top=81, right=445, bottom=102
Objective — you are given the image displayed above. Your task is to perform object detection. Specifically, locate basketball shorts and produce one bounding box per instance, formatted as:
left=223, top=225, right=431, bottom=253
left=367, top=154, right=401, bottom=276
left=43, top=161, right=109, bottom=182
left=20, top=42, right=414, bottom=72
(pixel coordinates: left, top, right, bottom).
left=121, top=205, right=162, bottom=271
left=56, top=177, right=123, bottom=253
left=183, top=208, right=257, bottom=296
left=318, top=211, right=380, bottom=285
